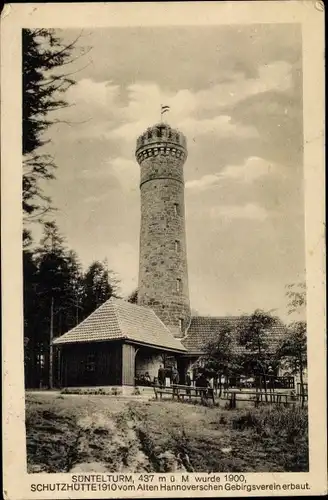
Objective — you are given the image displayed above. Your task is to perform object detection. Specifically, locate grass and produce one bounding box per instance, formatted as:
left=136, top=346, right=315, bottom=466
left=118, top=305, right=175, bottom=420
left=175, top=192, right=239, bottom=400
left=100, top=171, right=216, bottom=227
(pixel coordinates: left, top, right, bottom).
left=25, top=392, right=308, bottom=473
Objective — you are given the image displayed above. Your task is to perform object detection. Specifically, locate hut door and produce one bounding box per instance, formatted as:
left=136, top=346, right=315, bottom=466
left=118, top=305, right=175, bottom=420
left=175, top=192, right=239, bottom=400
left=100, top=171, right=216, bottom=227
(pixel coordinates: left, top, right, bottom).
left=177, top=358, right=187, bottom=384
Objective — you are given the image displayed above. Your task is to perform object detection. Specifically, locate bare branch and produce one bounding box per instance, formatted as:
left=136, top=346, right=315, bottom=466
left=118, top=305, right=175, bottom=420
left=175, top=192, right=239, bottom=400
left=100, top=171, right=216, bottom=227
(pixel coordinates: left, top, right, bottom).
left=38, top=61, right=92, bottom=87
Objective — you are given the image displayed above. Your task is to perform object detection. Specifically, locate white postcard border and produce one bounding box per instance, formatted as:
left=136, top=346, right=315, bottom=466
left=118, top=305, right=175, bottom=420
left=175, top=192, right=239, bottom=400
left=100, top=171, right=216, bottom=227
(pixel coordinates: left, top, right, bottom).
left=1, top=2, right=326, bottom=498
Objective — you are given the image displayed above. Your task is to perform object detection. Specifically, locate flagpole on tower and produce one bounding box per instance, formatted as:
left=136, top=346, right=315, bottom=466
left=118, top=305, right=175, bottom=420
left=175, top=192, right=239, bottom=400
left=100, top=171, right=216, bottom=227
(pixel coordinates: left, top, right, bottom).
left=160, top=104, right=170, bottom=123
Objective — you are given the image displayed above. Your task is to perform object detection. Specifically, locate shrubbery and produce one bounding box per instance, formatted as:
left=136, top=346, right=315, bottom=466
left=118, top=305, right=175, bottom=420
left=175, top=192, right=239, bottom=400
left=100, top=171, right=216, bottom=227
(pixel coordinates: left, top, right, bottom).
left=60, top=387, right=120, bottom=396
left=231, top=405, right=308, bottom=443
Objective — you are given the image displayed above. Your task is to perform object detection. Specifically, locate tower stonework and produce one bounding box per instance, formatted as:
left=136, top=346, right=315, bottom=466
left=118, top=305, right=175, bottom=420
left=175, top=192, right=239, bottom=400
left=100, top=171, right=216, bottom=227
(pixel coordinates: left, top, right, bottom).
left=136, top=123, right=191, bottom=337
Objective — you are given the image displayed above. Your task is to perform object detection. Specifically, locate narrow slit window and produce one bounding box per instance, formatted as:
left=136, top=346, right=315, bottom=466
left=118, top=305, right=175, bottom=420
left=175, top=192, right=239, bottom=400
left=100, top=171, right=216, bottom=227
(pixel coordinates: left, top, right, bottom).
left=175, top=240, right=180, bottom=253
left=179, top=319, right=184, bottom=330
left=176, top=278, right=182, bottom=292
left=174, top=203, right=179, bottom=216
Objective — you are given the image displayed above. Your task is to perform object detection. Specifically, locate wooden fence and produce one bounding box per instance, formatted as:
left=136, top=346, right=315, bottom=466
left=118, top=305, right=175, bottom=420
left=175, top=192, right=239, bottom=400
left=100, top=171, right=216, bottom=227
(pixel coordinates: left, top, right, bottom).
left=223, top=390, right=297, bottom=409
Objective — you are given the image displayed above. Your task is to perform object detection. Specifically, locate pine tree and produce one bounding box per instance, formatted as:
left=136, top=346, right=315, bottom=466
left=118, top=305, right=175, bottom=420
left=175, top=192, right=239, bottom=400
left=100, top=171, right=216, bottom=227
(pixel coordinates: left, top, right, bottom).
left=32, top=222, right=69, bottom=387
left=65, top=250, right=84, bottom=328
left=23, top=220, right=122, bottom=387
left=81, top=261, right=120, bottom=319
left=23, top=249, right=40, bottom=387
left=22, top=28, right=88, bottom=227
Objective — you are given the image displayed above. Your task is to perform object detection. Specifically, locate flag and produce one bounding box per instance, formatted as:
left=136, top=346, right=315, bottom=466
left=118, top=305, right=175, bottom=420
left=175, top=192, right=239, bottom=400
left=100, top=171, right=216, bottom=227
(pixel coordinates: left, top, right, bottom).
left=161, top=105, right=170, bottom=115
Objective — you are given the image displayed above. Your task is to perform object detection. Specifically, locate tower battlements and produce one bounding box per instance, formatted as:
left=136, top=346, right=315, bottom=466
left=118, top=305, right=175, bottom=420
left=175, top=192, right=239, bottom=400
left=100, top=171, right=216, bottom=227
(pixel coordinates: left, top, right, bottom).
left=136, top=122, right=191, bottom=338
left=136, top=123, right=187, bottom=166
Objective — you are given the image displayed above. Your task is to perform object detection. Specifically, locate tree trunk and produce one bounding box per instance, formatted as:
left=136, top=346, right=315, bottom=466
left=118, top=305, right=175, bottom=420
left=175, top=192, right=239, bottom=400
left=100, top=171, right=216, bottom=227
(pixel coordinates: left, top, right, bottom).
left=262, top=371, right=268, bottom=403
left=299, top=357, right=304, bottom=408
left=49, top=297, right=54, bottom=389
left=218, top=373, right=222, bottom=398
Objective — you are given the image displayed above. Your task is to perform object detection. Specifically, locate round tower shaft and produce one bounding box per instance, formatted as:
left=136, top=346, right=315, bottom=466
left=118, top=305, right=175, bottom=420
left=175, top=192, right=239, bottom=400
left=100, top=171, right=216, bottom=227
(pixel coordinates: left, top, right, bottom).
left=136, top=123, right=191, bottom=337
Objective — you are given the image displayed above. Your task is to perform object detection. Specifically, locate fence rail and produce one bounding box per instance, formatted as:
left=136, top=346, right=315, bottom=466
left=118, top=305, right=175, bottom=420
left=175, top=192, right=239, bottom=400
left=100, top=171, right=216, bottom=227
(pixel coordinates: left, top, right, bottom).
left=152, top=384, right=307, bottom=408
left=153, top=384, right=215, bottom=404
left=228, top=376, right=295, bottom=390
left=223, top=390, right=297, bottom=408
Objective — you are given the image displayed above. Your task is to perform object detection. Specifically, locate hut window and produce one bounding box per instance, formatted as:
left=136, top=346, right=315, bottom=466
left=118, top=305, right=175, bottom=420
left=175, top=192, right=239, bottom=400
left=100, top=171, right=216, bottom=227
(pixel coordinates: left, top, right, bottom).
left=86, top=354, right=96, bottom=372
left=176, top=278, right=181, bottom=292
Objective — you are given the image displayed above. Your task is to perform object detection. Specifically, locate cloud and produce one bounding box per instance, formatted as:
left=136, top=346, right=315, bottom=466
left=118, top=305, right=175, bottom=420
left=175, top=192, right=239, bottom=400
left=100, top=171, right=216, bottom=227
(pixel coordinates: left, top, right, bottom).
left=66, top=78, right=120, bottom=108
left=185, top=174, right=221, bottom=191
left=193, top=61, right=292, bottom=112
left=50, top=79, right=121, bottom=141
left=211, top=203, right=269, bottom=221
left=78, top=156, right=139, bottom=193
left=220, top=156, right=281, bottom=182
left=79, top=167, right=109, bottom=180
left=111, top=61, right=290, bottom=141
left=60, top=59, right=292, bottom=145
left=108, top=157, right=139, bottom=193
left=178, top=115, right=258, bottom=139
left=84, top=193, right=109, bottom=204
left=186, top=156, right=281, bottom=191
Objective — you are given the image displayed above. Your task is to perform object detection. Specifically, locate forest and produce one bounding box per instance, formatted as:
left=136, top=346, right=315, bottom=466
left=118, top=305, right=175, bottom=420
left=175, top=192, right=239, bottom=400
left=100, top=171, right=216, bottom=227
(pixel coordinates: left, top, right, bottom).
left=22, top=28, right=121, bottom=387
left=23, top=222, right=120, bottom=388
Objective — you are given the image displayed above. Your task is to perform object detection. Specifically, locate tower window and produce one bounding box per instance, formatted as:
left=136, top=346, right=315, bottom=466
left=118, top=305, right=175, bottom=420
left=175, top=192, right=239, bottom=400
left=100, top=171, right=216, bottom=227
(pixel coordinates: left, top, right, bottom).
left=179, top=319, right=184, bottom=330
left=176, top=278, right=182, bottom=292
left=174, top=203, right=180, bottom=216
left=175, top=240, right=180, bottom=253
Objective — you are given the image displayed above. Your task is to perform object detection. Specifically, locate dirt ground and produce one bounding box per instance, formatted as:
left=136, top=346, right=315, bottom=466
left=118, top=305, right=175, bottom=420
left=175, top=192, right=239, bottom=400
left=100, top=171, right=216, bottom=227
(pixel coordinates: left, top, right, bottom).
left=25, top=392, right=308, bottom=473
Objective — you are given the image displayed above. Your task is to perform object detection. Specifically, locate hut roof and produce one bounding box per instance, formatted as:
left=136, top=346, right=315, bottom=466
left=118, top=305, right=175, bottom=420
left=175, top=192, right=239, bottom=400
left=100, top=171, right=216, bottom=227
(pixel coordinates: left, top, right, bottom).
left=53, top=297, right=186, bottom=352
left=182, top=316, right=287, bottom=355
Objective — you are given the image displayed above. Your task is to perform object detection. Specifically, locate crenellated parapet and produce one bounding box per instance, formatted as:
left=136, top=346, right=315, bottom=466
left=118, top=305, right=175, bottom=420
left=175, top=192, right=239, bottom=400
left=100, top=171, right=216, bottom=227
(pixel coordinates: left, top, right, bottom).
left=136, top=123, right=187, bottom=165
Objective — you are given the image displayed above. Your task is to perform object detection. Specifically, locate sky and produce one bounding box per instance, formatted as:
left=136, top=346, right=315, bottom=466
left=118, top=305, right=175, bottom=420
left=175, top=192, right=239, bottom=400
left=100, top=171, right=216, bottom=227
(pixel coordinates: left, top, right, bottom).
left=36, top=24, right=304, bottom=320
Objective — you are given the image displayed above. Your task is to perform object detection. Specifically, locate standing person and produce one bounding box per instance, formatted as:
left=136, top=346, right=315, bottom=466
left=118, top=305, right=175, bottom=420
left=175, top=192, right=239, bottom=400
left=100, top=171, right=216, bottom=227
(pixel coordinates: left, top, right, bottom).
left=185, top=371, right=192, bottom=396
left=208, top=375, right=215, bottom=401
left=157, top=364, right=165, bottom=388
left=172, top=367, right=180, bottom=384
left=172, top=366, right=180, bottom=398
left=196, top=372, right=209, bottom=402
left=195, top=372, right=204, bottom=396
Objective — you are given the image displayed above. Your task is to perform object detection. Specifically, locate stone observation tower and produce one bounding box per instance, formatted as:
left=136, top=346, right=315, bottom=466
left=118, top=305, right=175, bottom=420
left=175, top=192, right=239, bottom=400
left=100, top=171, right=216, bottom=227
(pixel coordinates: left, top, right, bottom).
left=136, top=122, right=191, bottom=337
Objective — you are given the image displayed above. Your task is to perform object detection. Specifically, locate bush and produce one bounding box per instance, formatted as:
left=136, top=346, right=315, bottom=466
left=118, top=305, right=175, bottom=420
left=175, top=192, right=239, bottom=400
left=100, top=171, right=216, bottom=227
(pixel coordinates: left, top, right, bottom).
left=60, top=387, right=113, bottom=396
left=219, top=415, right=227, bottom=425
left=231, top=406, right=308, bottom=443
left=110, top=387, right=122, bottom=396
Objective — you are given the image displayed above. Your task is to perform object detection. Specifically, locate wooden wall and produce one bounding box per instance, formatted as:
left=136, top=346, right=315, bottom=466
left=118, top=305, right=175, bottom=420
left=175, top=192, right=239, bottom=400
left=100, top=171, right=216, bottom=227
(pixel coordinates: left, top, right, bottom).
left=61, top=341, right=122, bottom=387
left=122, top=344, right=136, bottom=386
left=59, top=341, right=187, bottom=388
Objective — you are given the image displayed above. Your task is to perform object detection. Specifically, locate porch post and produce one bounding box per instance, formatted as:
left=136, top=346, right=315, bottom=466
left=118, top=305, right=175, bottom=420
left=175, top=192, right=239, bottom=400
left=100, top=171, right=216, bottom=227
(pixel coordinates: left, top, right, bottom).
left=122, top=343, right=136, bottom=386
